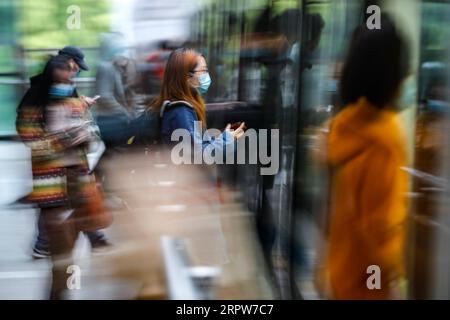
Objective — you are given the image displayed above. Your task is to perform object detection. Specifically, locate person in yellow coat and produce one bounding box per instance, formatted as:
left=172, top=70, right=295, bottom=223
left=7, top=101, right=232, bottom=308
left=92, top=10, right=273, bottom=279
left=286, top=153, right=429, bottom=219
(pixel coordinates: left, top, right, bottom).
left=323, top=15, right=412, bottom=299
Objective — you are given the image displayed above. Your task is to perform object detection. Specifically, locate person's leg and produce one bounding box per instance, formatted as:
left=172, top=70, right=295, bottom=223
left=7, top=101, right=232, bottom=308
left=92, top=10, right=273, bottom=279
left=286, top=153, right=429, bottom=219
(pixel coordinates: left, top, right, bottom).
left=42, top=207, right=78, bottom=300
left=33, top=211, right=50, bottom=256
left=84, top=230, right=108, bottom=246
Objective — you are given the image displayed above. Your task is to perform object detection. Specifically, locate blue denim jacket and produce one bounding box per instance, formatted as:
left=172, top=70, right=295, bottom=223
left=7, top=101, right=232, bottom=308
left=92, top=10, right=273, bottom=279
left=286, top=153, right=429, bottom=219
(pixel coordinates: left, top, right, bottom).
left=160, top=101, right=234, bottom=159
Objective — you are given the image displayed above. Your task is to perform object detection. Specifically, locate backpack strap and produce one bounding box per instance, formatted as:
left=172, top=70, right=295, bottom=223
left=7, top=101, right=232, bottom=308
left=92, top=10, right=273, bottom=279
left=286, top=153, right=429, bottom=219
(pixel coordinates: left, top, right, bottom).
left=159, top=100, right=194, bottom=118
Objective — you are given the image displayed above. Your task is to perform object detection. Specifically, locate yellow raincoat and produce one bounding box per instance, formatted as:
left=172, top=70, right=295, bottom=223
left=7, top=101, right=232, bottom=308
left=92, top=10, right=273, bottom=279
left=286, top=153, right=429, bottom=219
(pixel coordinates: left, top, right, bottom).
left=325, top=97, right=408, bottom=299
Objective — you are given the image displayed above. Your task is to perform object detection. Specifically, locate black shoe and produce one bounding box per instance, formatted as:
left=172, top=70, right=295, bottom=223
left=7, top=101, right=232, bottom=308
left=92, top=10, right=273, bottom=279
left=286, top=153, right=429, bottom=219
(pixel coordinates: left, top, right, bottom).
left=91, top=239, right=113, bottom=254
left=32, top=246, right=51, bottom=259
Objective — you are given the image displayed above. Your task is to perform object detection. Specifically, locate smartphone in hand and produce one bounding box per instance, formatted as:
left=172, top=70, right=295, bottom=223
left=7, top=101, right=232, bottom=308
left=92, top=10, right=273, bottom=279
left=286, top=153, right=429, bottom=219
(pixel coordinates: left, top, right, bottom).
left=230, top=122, right=242, bottom=130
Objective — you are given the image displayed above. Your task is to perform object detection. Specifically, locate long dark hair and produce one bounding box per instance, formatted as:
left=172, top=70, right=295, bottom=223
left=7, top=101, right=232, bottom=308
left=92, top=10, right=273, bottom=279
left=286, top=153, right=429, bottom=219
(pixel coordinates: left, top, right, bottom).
left=340, top=15, right=411, bottom=108
left=35, top=54, right=72, bottom=107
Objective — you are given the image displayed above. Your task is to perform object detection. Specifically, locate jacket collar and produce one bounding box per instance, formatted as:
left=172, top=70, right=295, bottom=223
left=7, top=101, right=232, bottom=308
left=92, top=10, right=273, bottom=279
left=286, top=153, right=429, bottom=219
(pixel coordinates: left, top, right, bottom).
left=160, top=100, right=194, bottom=118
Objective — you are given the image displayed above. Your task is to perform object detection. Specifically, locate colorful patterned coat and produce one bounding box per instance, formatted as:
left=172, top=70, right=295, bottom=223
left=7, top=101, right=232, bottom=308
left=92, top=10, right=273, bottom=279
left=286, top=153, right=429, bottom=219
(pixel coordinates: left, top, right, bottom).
left=16, top=97, right=98, bottom=208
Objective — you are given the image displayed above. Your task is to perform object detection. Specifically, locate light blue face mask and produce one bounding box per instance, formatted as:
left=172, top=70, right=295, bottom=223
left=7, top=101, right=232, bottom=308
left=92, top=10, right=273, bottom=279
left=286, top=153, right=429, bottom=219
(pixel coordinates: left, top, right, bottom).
left=197, top=72, right=212, bottom=94
left=49, top=83, right=75, bottom=97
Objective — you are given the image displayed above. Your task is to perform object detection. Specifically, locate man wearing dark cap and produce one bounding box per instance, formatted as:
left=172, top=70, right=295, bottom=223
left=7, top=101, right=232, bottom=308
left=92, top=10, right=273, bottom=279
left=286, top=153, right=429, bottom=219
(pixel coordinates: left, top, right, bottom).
left=16, top=46, right=111, bottom=258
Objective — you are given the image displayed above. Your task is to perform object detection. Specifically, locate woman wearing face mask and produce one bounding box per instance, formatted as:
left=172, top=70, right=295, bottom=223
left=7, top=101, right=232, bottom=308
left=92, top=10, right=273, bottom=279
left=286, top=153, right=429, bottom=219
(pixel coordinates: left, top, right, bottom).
left=16, top=55, right=105, bottom=299
left=152, top=48, right=245, bottom=155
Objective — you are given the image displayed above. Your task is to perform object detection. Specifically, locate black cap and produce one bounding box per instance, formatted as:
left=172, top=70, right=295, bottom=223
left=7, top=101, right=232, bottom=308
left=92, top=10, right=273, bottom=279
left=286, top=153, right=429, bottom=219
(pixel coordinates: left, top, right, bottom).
left=58, top=46, right=89, bottom=71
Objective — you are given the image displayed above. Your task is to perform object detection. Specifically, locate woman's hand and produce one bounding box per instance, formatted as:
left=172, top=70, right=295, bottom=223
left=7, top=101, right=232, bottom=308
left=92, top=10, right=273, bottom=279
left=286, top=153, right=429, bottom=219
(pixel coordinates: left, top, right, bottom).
left=81, top=95, right=97, bottom=107
left=225, top=122, right=246, bottom=140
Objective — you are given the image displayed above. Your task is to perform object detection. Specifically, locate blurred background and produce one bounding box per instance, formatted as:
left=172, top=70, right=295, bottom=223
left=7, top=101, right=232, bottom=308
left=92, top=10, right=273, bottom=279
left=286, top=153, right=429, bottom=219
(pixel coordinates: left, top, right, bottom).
left=1, top=0, right=450, bottom=300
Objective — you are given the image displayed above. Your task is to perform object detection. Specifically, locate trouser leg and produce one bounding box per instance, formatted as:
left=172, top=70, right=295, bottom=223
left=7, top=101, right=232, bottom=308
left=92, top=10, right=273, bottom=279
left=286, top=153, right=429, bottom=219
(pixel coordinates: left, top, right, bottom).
left=41, top=207, right=78, bottom=300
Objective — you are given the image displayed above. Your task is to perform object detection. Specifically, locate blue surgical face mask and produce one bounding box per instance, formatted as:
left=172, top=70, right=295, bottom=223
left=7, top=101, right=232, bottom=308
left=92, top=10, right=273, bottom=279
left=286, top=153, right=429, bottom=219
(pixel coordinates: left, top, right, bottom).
left=49, top=83, right=75, bottom=97
left=197, top=72, right=212, bottom=94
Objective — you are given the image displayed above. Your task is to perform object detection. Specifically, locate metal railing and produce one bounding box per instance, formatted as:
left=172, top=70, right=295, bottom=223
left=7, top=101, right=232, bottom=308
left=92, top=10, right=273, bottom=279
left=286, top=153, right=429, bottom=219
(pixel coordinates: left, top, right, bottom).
left=161, top=235, right=220, bottom=300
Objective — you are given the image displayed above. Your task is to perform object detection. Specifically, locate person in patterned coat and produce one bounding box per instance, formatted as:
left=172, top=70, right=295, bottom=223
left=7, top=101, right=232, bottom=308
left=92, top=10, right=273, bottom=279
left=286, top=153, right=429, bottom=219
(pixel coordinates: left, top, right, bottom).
left=16, top=54, right=103, bottom=299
